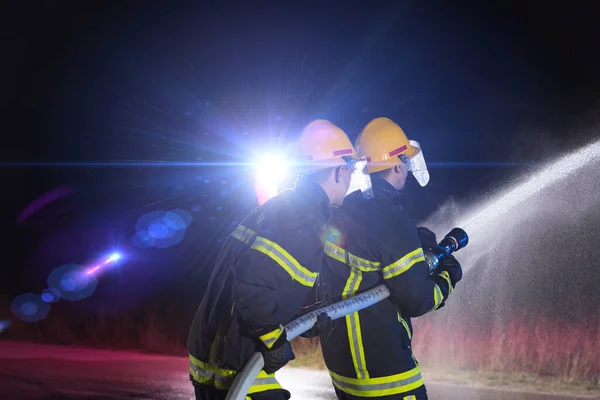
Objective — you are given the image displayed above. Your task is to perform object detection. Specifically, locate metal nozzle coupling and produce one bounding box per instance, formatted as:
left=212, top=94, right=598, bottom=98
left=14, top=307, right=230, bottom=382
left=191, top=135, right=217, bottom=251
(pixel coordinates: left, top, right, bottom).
left=424, top=227, right=469, bottom=272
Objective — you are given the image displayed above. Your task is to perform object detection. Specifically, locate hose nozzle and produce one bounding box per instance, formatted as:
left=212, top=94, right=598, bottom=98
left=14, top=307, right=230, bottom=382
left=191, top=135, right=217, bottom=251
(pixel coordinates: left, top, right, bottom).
left=424, top=227, right=469, bottom=272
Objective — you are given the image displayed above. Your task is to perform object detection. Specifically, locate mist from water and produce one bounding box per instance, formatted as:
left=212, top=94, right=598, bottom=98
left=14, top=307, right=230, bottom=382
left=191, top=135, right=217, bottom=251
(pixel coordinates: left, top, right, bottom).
left=422, top=138, right=600, bottom=323
left=425, top=138, right=600, bottom=274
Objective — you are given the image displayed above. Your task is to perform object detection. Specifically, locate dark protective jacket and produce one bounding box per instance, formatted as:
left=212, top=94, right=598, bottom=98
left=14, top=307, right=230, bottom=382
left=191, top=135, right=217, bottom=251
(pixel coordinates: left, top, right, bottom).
left=187, top=178, right=332, bottom=395
left=319, top=177, right=455, bottom=398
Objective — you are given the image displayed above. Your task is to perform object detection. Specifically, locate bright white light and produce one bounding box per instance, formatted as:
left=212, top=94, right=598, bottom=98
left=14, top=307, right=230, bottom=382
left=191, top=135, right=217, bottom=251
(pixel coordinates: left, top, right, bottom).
left=107, top=253, right=122, bottom=262
left=254, top=154, right=290, bottom=205
left=255, top=155, right=289, bottom=186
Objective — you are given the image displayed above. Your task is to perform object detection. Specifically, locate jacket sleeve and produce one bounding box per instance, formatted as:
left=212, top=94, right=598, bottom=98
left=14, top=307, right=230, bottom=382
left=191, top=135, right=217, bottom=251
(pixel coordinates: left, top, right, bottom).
left=376, top=217, right=455, bottom=318
left=231, top=208, right=324, bottom=349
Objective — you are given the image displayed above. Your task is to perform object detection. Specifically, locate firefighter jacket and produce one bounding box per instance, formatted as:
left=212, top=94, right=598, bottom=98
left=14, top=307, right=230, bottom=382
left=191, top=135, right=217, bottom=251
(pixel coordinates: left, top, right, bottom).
left=187, top=178, right=333, bottom=395
left=319, top=177, right=455, bottom=398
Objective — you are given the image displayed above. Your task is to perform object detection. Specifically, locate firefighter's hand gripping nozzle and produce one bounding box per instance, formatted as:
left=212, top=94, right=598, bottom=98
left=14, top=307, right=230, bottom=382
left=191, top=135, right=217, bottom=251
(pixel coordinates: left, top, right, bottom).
left=423, top=227, right=469, bottom=272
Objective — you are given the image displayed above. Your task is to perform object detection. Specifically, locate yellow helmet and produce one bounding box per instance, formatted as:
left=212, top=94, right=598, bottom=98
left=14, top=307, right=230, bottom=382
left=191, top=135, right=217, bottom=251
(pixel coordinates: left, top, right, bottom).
left=356, top=117, right=418, bottom=173
left=295, top=119, right=357, bottom=172
left=356, top=117, right=430, bottom=186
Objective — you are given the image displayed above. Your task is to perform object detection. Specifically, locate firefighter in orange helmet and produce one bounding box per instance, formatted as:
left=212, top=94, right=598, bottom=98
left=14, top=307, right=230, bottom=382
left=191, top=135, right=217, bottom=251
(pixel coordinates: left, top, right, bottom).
left=188, top=120, right=373, bottom=400
left=319, top=117, right=462, bottom=400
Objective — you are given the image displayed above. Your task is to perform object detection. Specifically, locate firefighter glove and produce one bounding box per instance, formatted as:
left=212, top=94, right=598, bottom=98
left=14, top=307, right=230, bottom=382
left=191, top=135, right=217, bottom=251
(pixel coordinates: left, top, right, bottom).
left=440, top=254, right=463, bottom=287
left=262, top=334, right=296, bottom=374
left=417, top=227, right=438, bottom=250
left=300, top=313, right=334, bottom=339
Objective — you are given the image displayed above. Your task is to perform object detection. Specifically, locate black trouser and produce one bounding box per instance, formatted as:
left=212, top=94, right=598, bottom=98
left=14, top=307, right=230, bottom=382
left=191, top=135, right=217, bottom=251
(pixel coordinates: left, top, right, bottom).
left=193, top=383, right=290, bottom=400
left=333, top=384, right=428, bottom=400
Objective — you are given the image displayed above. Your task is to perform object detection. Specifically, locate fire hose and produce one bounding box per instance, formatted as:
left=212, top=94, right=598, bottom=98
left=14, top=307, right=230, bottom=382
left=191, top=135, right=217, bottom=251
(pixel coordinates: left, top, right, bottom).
left=225, top=227, right=468, bottom=400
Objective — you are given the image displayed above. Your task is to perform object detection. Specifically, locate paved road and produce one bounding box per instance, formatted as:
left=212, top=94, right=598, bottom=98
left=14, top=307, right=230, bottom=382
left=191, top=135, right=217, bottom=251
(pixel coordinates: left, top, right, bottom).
left=0, top=341, right=595, bottom=400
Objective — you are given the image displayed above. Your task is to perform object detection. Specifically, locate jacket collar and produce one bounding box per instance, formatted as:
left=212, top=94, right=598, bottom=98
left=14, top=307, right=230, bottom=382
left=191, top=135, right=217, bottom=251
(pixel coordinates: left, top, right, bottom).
left=371, top=176, right=404, bottom=209
left=294, top=178, right=333, bottom=222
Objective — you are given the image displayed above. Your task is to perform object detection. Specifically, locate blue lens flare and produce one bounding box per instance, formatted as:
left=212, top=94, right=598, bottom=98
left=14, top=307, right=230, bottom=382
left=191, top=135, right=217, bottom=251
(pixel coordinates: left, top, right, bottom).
left=133, top=208, right=193, bottom=249
left=132, top=230, right=156, bottom=249
left=11, top=293, right=51, bottom=323
left=47, top=264, right=98, bottom=302
left=0, top=319, right=11, bottom=334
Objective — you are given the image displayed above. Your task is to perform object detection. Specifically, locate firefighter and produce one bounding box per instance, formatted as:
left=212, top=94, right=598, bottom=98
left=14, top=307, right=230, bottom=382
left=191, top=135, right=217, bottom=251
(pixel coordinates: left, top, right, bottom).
left=319, top=117, right=463, bottom=400
left=187, top=119, right=373, bottom=400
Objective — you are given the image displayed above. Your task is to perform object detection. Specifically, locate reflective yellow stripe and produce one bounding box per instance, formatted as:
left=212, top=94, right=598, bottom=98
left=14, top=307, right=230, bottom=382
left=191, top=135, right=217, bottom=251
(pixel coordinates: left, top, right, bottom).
left=342, top=269, right=369, bottom=379
left=432, top=284, right=444, bottom=311
left=259, top=325, right=284, bottom=349
left=251, top=236, right=317, bottom=287
left=329, top=365, right=424, bottom=397
left=189, top=354, right=236, bottom=389
left=325, top=241, right=346, bottom=263
left=404, top=396, right=417, bottom=400
left=349, top=253, right=380, bottom=272
left=189, top=355, right=283, bottom=392
left=397, top=313, right=412, bottom=340
left=246, top=375, right=282, bottom=394
left=325, top=240, right=376, bottom=380
left=382, top=248, right=425, bottom=280
left=230, top=225, right=257, bottom=245
left=230, top=224, right=318, bottom=287
left=231, top=225, right=318, bottom=287
left=325, top=241, right=380, bottom=272
left=208, top=323, right=225, bottom=365
left=437, top=270, right=453, bottom=294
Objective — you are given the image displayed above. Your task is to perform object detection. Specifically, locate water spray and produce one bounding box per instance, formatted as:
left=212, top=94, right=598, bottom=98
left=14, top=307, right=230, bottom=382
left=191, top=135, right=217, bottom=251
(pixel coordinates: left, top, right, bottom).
left=423, top=227, right=469, bottom=272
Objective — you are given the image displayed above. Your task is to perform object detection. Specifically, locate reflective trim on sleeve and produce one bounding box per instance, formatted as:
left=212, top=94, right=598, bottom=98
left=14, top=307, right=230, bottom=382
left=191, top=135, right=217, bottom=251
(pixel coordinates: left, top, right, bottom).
left=251, top=236, right=318, bottom=287
left=247, top=376, right=282, bottom=394
left=189, top=354, right=283, bottom=393
left=325, top=241, right=380, bottom=272
left=230, top=224, right=257, bottom=245
left=342, top=269, right=369, bottom=380
left=259, top=325, right=284, bottom=349
left=189, top=355, right=236, bottom=389
left=328, top=365, right=424, bottom=397
left=432, top=284, right=444, bottom=311
left=382, top=248, right=425, bottom=280
left=437, top=270, right=453, bottom=294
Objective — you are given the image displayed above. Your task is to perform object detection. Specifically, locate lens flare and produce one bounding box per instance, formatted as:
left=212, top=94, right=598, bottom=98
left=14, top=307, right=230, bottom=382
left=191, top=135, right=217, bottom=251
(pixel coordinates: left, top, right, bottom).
left=255, top=154, right=289, bottom=205
left=11, top=293, right=51, bottom=323
left=0, top=319, right=10, bottom=334
left=85, top=252, right=123, bottom=275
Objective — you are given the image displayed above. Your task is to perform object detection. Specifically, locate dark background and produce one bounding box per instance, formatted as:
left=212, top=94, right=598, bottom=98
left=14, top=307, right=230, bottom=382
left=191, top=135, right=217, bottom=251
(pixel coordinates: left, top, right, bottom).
left=1, top=1, right=599, bottom=341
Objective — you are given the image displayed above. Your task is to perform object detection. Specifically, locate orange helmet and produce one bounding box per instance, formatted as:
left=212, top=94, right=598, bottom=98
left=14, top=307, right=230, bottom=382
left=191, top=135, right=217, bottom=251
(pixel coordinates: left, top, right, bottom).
left=356, top=117, right=430, bottom=186
left=294, top=119, right=357, bottom=172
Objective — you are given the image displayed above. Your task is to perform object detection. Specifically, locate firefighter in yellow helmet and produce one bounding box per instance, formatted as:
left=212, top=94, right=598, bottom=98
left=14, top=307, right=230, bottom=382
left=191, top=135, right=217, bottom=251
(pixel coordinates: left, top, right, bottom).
left=319, top=117, right=462, bottom=400
left=187, top=120, right=373, bottom=400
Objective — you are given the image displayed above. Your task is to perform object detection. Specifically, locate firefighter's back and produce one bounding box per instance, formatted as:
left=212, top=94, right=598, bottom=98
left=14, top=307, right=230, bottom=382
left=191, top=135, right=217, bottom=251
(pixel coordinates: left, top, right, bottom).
left=319, top=187, right=426, bottom=399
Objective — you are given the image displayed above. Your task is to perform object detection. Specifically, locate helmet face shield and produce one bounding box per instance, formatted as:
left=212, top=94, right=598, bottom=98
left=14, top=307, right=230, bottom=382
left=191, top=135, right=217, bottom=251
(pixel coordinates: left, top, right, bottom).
left=407, top=140, right=430, bottom=187
left=345, top=157, right=374, bottom=199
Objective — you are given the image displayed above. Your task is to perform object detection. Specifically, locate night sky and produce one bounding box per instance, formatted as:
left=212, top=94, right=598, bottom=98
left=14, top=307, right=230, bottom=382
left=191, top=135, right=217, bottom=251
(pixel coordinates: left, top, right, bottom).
left=2, top=1, right=600, bottom=327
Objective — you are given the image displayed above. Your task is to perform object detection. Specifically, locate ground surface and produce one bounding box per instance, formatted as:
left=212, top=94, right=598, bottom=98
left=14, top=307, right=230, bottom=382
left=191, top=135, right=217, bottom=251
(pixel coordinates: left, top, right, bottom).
left=0, top=341, right=596, bottom=400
